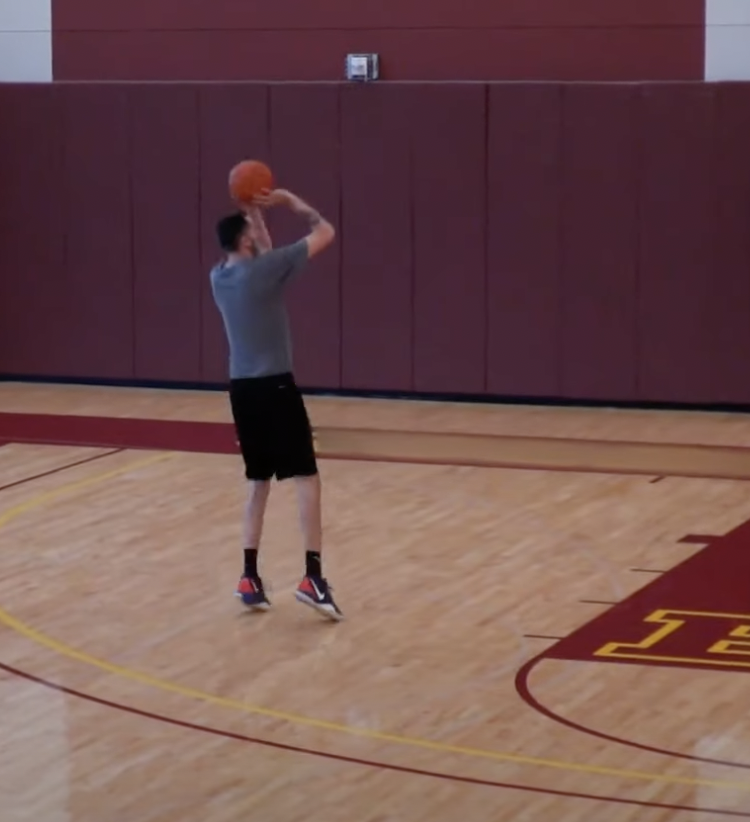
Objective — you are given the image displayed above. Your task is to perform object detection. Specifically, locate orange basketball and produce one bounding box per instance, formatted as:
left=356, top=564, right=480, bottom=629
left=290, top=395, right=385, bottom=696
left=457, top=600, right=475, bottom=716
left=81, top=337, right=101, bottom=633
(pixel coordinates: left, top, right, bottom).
left=228, top=160, right=274, bottom=204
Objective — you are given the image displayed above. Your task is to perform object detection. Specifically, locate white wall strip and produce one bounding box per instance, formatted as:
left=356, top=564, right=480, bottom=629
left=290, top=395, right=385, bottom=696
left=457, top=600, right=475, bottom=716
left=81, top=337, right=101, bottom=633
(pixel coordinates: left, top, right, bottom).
left=0, top=0, right=52, bottom=82
left=705, top=0, right=750, bottom=80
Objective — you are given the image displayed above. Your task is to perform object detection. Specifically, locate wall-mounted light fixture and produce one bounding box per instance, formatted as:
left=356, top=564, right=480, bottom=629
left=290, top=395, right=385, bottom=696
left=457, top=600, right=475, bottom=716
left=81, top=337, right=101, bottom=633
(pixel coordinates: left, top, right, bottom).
left=345, top=54, right=379, bottom=82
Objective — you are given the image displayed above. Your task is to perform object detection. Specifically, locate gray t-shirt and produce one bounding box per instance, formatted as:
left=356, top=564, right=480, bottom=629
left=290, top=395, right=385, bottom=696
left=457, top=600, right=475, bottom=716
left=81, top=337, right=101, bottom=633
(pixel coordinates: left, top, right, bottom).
left=210, top=239, right=308, bottom=379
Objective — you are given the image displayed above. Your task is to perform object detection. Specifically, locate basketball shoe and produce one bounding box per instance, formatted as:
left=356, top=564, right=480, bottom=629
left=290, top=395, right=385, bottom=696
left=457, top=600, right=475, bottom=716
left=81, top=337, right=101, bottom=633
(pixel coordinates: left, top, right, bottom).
left=295, top=576, right=343, bottom=621
left=235, top=575, right=271, bottom=611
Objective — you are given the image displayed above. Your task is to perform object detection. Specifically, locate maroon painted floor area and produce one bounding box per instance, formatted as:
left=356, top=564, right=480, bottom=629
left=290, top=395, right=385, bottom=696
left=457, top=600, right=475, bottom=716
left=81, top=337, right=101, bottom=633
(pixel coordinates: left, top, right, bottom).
left=511, top=516, right=750, bottom=776
left=7, top=411, right=750, bottom=482
left=0, top=412, right=237, bottom=454
left=546, top=522, right=750, bottom=675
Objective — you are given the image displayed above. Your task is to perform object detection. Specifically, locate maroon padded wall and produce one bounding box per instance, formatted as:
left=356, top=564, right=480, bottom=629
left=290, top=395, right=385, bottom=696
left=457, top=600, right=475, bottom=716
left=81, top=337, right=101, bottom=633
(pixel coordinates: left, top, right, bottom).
left=410, top=85, right=487, bottom=395
left=2, top=80, right=750, bottom=407
left=560, top=84, right=639, bottom=401
left=638, top=84, right=717, bottom=404
left=51, top=0, right=705, bottom=82
left=486, top=85, right=562, bottom=397
left=130, top=85, right=203, bottom=383
left=712, top=85, right=750, bottom=405
left=61, top=85, right=134, bottom=380
left=0, top=85, right=66, bottom=377
left=340, top=85, right=414, bottom=392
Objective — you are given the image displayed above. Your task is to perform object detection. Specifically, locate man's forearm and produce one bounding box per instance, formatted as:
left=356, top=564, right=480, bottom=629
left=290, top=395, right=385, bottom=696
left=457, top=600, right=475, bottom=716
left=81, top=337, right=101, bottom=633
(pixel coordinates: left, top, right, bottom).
left=287, top=194, right=327, bottom=229
left=245, top=206, right=273, bottom=252
left=276, top=189, right=335, bottom=255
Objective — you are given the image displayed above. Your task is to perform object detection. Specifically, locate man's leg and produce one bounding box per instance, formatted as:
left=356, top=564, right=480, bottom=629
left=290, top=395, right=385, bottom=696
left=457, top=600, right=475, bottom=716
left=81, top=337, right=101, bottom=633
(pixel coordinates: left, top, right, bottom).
left=273, top=379, right=342, bottom=621
left=235, top=479, right=272, bottom=610
left=230, top=379, right=274, bottom=611
left=295, top=472, right=321, bottom=554
left=243, top=479, right=272, bottom=551
left=273, top=375, right=343, bottom=620
left=241, top=477, right=271, bottom=569
left=293, top=472, right=341, bottom=620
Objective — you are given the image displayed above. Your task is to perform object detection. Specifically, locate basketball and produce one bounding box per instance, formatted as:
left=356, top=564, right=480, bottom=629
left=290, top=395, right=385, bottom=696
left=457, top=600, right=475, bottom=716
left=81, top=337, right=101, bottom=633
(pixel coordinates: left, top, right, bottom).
left=228, top=160, right=274, bottom=204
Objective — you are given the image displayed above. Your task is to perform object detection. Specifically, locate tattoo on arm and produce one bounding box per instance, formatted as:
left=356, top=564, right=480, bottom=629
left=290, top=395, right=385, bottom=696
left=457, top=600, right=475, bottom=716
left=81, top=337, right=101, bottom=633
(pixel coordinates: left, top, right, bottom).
left=288, top=194, right=326, bottom=231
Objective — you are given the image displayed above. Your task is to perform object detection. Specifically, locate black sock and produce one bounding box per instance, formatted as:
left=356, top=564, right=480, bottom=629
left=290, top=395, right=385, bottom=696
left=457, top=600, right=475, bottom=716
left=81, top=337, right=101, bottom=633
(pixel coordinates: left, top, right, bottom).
left=305, top=551, right=322, bottom=578
left=244, top=548, right=258, bottom=578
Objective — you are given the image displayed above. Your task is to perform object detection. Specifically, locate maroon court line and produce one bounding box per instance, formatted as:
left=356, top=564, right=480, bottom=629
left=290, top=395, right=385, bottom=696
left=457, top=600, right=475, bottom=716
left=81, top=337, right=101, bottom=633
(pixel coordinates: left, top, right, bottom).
left=524, top=634, right=564, bottom=641
left=580, top=600, right=619, bottom=606
left=679, top=534, right=718, bottom=544
left=514, top=653, right=750, bottom=772
left=4, top=411, right=750, bottom=457
left=0, top=661, right=748, bottom=816
left=0, top=449, right=123, bottom=494
left=8, top=433, right=750, bottom=484
left=268, top=419, right=750, bottom=459
left=14, top=410, right=750, bottom=453
left=2, top=410, right=750, bottom=463
left=630, top=568, right=666, bottom=574
left=4, top=412, right=750, bottom=482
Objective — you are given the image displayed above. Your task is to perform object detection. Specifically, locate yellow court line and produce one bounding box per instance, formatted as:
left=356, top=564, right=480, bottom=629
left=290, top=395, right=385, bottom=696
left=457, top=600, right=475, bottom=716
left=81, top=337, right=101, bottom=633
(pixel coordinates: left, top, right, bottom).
left=0, top=451, right=175, bottom=526
left=0, top=454, right=748, bottom=793
left=595, top=609, right=750, bottom=668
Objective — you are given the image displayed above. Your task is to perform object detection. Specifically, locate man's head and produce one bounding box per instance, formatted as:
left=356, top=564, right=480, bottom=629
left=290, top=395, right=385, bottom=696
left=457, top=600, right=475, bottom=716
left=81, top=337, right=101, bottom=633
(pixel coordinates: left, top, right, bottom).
left=216, top=212, right=255, bottom=257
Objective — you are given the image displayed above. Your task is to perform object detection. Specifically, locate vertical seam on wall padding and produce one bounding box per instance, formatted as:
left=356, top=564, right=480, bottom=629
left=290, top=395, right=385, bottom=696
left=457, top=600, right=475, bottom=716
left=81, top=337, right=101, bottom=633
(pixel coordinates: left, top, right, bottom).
left=555, top=83, right=565, bottom=397
left=265, top=84, right=274, bottom=257
left=636, top=87, right=643, bottom=398
left=126, top=87, right=136, bottom=379
left=266, top=85, right=273, bottom=166
left=709, top=84, right=720, bottom=399
left=408, top=89, right=416, bottom=393
left=482, top=83, right=489, bottom=394
left=58, top=85, right=68, bottom=315
left=195, top=87, right=204, bottom=381
left=336, top=85, right=344, bottom=390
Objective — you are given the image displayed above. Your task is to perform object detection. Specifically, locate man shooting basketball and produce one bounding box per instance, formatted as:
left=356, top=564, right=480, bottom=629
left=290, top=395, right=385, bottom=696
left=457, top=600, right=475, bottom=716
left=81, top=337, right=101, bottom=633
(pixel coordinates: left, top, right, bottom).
left=210, top=189, right=342, bottom=621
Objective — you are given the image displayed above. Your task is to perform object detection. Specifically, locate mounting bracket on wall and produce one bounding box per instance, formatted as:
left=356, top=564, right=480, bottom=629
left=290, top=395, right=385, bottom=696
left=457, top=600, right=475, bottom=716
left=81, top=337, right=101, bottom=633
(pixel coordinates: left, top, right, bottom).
left=345, top=54, right=379, bottom=82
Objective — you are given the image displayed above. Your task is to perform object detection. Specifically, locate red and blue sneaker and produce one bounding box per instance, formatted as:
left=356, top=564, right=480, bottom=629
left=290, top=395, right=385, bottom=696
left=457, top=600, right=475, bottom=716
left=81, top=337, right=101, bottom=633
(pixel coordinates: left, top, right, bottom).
left=235, top=576, right=271, bottom=611
left=295, top=576, right=343, bottom=621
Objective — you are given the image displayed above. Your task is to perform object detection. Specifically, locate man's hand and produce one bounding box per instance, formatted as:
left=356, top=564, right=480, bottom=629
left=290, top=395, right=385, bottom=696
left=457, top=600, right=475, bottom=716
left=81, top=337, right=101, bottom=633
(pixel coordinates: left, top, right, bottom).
left=242, top=203, right=268, bottom=224
left=252, top=189, right=295, bottom=209
left=240, top=203, right=273, bottom=253
left=252, top=188, right=335, bottom=259
left=254, top=189, right=320, bottom=225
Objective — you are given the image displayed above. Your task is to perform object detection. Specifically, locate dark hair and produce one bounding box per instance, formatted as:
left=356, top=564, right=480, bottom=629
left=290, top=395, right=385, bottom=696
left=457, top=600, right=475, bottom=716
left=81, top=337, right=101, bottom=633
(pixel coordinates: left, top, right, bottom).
left=216, top=212, right=248, bottom=252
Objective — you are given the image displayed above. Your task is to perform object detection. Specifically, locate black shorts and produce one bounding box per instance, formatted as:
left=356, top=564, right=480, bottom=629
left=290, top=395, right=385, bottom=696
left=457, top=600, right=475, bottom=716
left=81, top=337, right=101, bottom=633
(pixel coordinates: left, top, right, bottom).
left=229, top=372, right=318, bottom=482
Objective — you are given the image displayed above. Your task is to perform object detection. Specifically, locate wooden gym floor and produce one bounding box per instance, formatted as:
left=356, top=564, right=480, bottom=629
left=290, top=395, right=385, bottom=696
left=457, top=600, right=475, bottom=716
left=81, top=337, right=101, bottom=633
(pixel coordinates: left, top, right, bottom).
left=2, top=381, right=750, bottom=821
